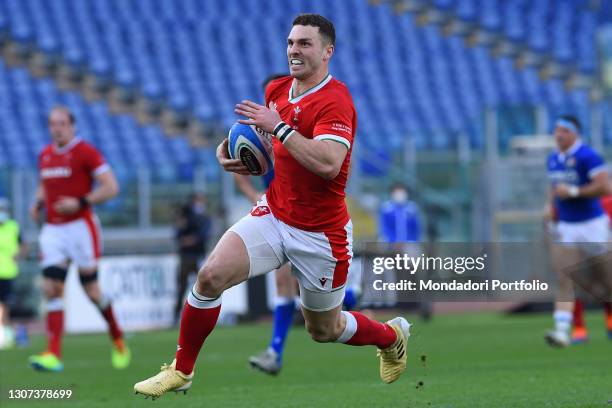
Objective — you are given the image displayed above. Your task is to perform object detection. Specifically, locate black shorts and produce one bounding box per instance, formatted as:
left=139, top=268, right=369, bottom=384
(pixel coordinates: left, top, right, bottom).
left=0, top=278, right=13, bottom=303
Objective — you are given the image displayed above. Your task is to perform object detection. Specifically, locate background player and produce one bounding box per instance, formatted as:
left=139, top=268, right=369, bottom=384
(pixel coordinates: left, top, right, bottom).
left=545, top=114, right=610, bottom=347
left=0, top=198, right=26, bottom=349
left=134, top=14, right=411, bottom=399
left=570, top=193, right=612, bottom=343
left=28, top=106, right=130, bottom=371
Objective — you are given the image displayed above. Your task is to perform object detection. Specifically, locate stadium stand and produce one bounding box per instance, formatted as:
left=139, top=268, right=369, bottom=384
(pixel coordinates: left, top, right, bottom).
left=0, top=0, right=608, bottom=170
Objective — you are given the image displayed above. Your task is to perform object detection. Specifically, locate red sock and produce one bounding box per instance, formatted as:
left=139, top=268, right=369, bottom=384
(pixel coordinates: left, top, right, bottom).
left=175, top=302, right=221, bottom=375
left=101, top=305, right=123, bottom=343
left=573, top=299, right=585, bottom=330
left=338, top=311, right=397, bottom=349
left=47, top=310, right=64, bottom=358
left=604, top=302, right=612, bottom=328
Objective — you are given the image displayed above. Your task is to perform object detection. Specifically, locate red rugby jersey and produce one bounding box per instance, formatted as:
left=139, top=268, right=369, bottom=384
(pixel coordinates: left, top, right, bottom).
left=264, top=74, right=357, bottom=232
left=39, top=138, right=108, bottom=224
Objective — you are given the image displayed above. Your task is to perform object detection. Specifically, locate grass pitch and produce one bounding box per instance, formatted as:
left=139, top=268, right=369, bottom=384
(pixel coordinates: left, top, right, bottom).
left=0, top=311, right=610, bottom=407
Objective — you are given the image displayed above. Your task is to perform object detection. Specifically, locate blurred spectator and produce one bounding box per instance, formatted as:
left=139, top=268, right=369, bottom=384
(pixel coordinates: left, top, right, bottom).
left=174, top=194, right=212, bottom=322
left=377, top=184, right=426, bottom=314
left=379, top=183, right=422, bottom=244
left=0, top=198, right=27, bottom=349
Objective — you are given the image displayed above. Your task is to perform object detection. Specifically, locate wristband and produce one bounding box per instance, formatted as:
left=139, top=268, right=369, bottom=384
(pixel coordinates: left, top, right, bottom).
left=273, top=121, right=296, bottom=144
left=568, top=185, right=579, bottom=198
left=79, top=196, right=90, bottom=209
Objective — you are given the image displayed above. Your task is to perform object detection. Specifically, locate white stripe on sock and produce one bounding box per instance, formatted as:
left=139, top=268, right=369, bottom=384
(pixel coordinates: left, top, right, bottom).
left=47, top=298, right=64, bottom=312
left=274, top=296, right=294, bottom=307
left=336, top=311, right=357, bottom=343
left=554, top=310, right=572, bottom=332
left=97, top=294, right=110, bottom=310
left=187, top=285, right=222, bottom=309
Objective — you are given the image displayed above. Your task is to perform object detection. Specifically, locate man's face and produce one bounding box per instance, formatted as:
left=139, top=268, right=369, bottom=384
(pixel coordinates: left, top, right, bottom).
left=287, top=25, right=333, bottom=80
left=48, top=110, right=75, bottom=147
left=554, top=125, right=577, bottom=152
left=391, top=188, right=408, bottom=203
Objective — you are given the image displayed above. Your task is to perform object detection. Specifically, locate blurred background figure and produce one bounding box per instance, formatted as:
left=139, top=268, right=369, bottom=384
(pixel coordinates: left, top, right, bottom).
left=570, top=193, right=612, bottom=344
left=377, top=183, right=427, bottom=316
left=545, top=115, right=610, bottom=348
left=379, top=183, right=422, bottom=244
left=174, top=193, right=212, bottom=323
left=0, top=198, right=26, bottom=349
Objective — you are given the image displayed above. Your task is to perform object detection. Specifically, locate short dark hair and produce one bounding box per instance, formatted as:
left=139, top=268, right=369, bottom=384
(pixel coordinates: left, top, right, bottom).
left=50, top=105, right=76, bottom=125
left=261, top=73, right=287, bottom=91
left=558, top=114, right=581, bottom=133
left=390, top=182, right=407, bottom=192
left=292, top=14, right=335, bottom=46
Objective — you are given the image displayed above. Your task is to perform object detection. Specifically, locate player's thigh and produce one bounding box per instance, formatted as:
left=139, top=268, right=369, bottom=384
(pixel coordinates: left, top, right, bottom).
left=227, top=209, right=285, bottom=279
left=284, top=221, right=352, bottom=312
left=198, top=230, right=251, bottom=293
left=39, top=224, right=69, bottom=268
left=67, top=217, right=102, bottom=269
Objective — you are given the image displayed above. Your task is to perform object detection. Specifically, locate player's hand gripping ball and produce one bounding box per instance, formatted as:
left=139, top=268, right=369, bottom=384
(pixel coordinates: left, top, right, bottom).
left=227, top=123, right=274, bottom=176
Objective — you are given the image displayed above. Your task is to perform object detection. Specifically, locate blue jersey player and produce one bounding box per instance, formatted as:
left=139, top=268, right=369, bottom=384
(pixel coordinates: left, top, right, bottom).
left=545, top=115, right=610, bottom=347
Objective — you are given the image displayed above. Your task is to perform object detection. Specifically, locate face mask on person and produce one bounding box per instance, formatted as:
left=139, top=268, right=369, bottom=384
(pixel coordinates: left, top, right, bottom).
left=192, top=203, right=206, bottom=215
left=391, top=189, right=408, bottom=203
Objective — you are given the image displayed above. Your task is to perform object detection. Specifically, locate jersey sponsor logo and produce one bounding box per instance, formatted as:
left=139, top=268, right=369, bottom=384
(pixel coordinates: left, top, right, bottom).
left=41, top=167, right=72, bottom=179
left=319, top=277, right=328, bottom=287
left=251, top=206, right=271, bottom=217
left=331, top=122, right=352, bottom=135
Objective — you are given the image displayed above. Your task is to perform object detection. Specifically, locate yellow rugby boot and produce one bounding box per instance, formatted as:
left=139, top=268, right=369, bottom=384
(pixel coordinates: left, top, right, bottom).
left=378, top=317, right=411, bottom=384
left=134, top=359, right=193, bottom=400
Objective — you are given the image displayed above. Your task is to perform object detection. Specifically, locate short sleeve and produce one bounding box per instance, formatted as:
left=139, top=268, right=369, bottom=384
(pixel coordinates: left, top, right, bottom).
left=583, top=149, right=606, bottom=179
left=83, top=144, right=109, bottom=176
left=312, top=95, right=355, bottom=150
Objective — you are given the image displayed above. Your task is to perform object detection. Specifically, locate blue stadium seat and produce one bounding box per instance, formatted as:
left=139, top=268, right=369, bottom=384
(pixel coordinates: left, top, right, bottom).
left=0, top=0, right=604, bottom=166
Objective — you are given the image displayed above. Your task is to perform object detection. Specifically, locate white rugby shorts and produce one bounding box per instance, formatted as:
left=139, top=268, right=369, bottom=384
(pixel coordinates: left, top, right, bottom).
left=555, top=214, right=610, bottom=256
left=229, top=195, right=353, bottom=312
left=556, top=214, right=610, bottom=243
left=39, top=215, right=102, bottom=269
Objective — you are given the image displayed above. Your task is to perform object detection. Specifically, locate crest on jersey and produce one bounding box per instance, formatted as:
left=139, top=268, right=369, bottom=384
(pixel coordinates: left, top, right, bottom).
left=566, top=157, right=576, bottom=167
left=293, top=106, right=301, bottom=123
left=251, top=206, right=271, bottom=217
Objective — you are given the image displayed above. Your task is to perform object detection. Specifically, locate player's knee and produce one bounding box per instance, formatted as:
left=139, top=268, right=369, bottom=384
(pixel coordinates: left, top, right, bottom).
left=196, top=265, right=225, bottom=298
left=305, top=322, right=336, bottom=343
left=43, top=284, right=61, bottom=299
left=42, top=266, right=67, bottom=298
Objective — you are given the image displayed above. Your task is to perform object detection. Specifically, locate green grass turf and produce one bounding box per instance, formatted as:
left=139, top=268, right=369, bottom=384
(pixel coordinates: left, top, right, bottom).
left=0, top=311, right=610, bottom=408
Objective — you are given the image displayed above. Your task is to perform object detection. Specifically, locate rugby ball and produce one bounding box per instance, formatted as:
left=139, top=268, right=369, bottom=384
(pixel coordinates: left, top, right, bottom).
left=227, top=123, right=274, bottom=176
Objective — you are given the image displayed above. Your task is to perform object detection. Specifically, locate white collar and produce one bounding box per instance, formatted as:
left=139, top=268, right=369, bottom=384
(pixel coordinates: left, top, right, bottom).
left=558, top=139, right=582, bottom=161
left=53, top=137, right=81, bottom=154
left=288, top=74, right=332, bottom=104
